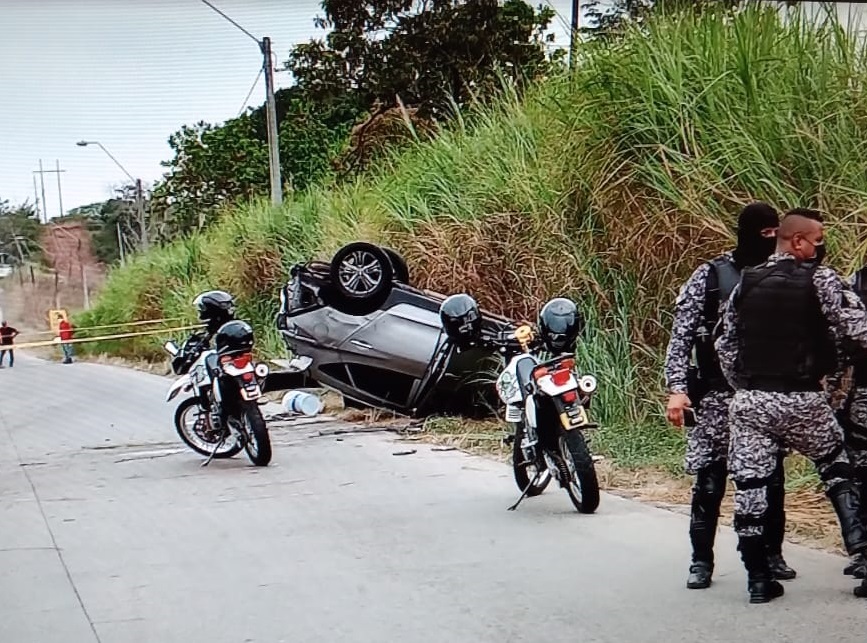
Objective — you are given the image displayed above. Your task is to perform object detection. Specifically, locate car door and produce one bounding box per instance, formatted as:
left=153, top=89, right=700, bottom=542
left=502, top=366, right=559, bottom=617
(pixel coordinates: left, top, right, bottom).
left=338, top=301, right=440, bottom=381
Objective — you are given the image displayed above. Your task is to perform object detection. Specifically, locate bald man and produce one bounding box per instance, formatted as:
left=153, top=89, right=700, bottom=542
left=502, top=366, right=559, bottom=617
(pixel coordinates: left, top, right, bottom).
left=715, top=208, right=867, bottom=604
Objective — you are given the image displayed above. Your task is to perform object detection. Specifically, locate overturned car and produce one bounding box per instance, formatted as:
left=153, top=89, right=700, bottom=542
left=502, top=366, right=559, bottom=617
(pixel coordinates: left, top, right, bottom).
left=275, top=242, right=517, bottom=417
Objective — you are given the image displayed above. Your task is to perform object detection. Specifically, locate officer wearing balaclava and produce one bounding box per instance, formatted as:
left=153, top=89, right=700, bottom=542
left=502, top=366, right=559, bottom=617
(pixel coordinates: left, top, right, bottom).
left=664, top=202, right=796, bottom=591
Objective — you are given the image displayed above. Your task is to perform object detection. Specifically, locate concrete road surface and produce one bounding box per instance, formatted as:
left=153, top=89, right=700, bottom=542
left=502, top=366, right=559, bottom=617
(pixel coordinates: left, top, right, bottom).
left=2, top=354, right=867, bottom=642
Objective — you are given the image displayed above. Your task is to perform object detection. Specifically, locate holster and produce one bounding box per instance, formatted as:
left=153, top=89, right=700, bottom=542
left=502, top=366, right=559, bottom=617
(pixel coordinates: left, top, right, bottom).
left=686, top=365, right=710, bottom=409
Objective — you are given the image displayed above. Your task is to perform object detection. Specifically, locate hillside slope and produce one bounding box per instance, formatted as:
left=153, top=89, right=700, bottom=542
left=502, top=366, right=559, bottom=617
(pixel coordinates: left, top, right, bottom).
left=78, top=3, right=867, bottom=469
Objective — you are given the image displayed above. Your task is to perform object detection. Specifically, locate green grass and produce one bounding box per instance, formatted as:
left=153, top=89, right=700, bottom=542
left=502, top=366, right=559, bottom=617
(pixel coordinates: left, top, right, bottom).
left=79, top=2, right=867, bottom=478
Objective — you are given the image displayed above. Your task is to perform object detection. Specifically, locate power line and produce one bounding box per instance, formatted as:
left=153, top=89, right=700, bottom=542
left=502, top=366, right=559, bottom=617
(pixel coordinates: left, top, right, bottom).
left=238, top=66, right=264, bottom=116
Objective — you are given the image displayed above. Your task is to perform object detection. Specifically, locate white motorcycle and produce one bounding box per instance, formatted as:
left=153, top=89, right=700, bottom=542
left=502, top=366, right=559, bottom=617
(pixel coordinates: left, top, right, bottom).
left=492, top=323, right=600, bottom=513
left=164, top=322, right=272, bottom=467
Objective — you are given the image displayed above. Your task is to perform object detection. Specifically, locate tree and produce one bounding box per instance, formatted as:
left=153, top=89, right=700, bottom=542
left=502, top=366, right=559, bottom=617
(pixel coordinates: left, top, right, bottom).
left=151, top=87, right=363, bottom=235
left=0, top=198, right=41, bottom=264
left=286, top=0, right=562, bottom=119
left=66, top=182, right=155, bottom=265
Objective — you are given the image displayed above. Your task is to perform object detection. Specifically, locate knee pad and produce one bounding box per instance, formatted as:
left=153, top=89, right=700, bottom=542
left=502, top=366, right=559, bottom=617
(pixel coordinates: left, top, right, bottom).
left=733, top=512, right=765, bottom=532
left=733, top=475, right=772, bottom=491
left=694, top=461, right=727, bottom=504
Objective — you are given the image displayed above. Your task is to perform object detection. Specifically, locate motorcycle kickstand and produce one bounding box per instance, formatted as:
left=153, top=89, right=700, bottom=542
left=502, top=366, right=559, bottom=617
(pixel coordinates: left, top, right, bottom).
left=201, top=435, right=227, bottom=468
left=507, top=469, right=545, bottom=512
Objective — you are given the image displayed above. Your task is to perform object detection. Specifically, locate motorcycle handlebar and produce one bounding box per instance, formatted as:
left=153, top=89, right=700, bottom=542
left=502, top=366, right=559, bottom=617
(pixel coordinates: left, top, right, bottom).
left=478, top=328, right=542, bottom=353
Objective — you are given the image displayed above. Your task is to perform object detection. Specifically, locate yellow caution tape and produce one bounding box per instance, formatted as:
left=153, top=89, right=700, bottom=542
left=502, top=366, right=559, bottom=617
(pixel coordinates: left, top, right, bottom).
left=23, top=317, right=191, bottom=337
left=11, top=323, right=206, bottom=350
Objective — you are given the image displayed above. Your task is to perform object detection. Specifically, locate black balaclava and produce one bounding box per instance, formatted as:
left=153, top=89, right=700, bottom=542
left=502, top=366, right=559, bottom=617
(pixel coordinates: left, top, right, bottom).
left=731, top=202, right=780, bottom=268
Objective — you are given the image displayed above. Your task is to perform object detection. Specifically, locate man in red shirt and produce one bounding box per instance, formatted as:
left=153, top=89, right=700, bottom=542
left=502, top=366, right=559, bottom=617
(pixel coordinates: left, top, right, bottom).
left=59, top=319, right=74, bottom=364
left=0, top=321, right=19, bottom=367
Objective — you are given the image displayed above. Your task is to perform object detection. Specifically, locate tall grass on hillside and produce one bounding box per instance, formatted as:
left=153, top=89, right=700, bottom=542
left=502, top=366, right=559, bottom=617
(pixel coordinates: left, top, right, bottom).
left=80, top=2, right=867, bottom=473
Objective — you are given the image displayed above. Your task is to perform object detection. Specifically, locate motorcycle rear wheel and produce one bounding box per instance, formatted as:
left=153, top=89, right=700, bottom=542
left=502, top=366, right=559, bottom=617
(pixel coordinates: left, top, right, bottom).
left=174, top=398, right=242, bottom=459
left=559, top=430, right=600, bottom=514
left=241, top=402, right=272, bottom=466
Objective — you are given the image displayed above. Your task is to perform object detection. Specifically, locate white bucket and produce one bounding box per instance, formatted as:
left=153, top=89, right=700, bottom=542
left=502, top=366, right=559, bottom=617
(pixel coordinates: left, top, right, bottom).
left=282, top=390, right=323, bottom=417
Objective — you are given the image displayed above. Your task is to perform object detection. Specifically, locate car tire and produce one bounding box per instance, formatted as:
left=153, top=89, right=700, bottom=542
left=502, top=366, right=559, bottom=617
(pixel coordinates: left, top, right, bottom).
left=328, top=242, right=394, bottom=316
left=382, top=247, right=410, bottom=285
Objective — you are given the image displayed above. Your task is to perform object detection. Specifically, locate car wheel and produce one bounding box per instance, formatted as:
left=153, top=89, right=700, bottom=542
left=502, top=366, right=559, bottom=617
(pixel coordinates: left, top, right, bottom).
left=327, top=242, right=394, bottom=315
left=382, top=247, right=410, bottom=285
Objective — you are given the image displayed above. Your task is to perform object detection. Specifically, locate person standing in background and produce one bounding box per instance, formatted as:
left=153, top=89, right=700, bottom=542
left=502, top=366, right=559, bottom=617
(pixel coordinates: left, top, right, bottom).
left=0, top=321, right=20, bottom=367
left=59, top=318, right=74, bottom=364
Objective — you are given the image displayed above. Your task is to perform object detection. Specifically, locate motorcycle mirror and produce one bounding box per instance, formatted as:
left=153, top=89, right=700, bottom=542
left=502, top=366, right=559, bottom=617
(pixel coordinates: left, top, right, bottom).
left=164, top=341, right=180, bottom=357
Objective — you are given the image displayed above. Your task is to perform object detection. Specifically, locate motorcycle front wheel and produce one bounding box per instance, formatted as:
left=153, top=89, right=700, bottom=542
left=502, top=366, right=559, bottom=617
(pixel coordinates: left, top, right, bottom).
left=511, top=422, right=551, bottom=496
left=559, top=429, right=600, bottom=514
left=174, top=398, right=243, bottom=459
left=241, top=402, right=272, bottom=466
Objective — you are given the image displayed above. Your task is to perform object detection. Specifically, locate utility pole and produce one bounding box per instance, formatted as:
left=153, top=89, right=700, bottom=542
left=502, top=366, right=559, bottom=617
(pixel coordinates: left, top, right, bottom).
left=261, top=36, right=283, bottom=206
left=570, top=0, right=580, bottom=70
left=135, top=179, right=148, bottom=251
left=11, top=234, right=25, bottom=265
left=198, top=1, right=283, bottom=205
left=31, top=174, right=41, bottom=222
left=32, top=160, right=67, bottom=223
left=55, top=159, right=65, bottom=218
left=37, top=160, right=48, bottom=222
left=116, top=221, right=126, bottom=265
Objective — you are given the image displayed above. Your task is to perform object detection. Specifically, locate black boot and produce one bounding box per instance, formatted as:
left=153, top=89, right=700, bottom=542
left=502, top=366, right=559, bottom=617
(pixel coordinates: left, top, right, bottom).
left=686, top=462, right=726, bottom=589
left=847, top=469, right=867, bottom=578
left=687, top=562, right=713, bottom=590
left=827, top=480, right=867, bottom=556
left=845, top=553, right=867, bottom=578
left=738, top=535, right=784, bottom=604
left=765, top=455, right=797, bottom=580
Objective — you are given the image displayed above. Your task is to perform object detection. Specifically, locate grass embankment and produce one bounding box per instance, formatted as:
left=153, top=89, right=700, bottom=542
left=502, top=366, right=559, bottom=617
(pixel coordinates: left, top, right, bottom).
left=79, top=3, right=867, bottom=493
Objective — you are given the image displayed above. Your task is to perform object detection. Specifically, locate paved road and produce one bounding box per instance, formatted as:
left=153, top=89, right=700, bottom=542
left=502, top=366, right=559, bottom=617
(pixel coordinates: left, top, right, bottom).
left=2, top=355, right=867, bottom=642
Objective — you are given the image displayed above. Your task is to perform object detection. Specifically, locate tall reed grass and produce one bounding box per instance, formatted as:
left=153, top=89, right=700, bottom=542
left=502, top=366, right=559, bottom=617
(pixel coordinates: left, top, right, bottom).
left=79, top=2, right=867, bottom=471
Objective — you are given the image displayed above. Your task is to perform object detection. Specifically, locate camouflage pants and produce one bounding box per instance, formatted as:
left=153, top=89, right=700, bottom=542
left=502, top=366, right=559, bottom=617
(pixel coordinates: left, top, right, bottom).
left=685, top=389, right=732, bottom=475
left=844, top=387, right=867, bottom=470
left=728, top=390, right=850, bottom=537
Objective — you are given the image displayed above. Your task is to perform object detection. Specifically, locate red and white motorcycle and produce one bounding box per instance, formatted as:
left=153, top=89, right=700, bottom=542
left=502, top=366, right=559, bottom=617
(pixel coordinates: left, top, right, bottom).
left=164, top=324, right=272, bottom=467
left=493, top=323, right=600, bottom=513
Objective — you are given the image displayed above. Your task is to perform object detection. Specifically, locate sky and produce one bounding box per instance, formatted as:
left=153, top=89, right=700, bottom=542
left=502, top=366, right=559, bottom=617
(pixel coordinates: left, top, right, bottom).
left=0, top=0, right=578, bottom=219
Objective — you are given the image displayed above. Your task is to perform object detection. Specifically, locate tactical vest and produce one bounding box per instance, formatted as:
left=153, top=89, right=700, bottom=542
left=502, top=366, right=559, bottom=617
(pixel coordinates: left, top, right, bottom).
left=852, top=267, right=867, bottom=385
left=735, top=260, right=834, bottom=391
left=694, top=256, right=741, bottom=389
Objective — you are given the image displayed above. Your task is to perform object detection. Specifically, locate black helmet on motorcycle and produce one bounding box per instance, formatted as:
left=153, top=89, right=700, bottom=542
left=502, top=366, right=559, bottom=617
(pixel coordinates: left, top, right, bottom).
left=214, top=320, right=255, bottom=356
left=538, top=297, right=583, bottom=354
left=439, top=293, right=482, bottom=347
left=193, top=290, right=236, bottom=334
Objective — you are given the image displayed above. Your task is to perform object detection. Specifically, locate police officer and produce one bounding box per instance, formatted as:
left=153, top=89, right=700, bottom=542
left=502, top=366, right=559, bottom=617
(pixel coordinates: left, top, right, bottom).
left=830, top=265, right=867, bottom=580
left=665, top=202, right=795, bottom=590
left=717, top=208, right=867, bottom=604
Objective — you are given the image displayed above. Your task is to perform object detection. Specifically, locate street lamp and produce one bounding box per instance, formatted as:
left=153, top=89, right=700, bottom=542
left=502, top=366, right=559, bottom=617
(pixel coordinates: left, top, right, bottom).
left=76, top=140, right=147, bottom=252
